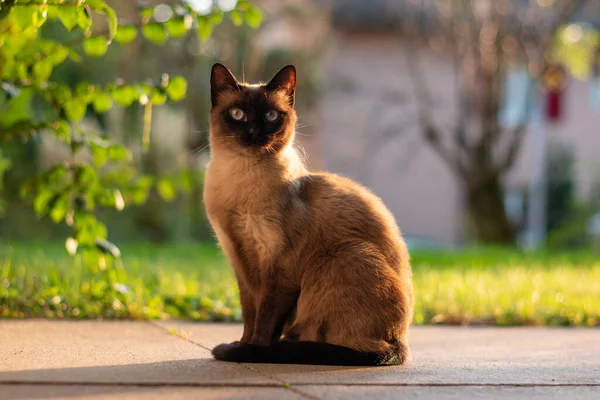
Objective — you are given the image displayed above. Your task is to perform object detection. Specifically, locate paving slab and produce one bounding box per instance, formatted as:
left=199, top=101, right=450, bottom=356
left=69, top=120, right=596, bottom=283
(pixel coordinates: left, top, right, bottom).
left=299, top=385, right=600, bottom=400
left=3, top=320, right=600, bottom=400
left=160, top=322, right=600, bottom=385
left=0, top=384, right=307, bottom=400
left=0, top=320, right=277, bottom=385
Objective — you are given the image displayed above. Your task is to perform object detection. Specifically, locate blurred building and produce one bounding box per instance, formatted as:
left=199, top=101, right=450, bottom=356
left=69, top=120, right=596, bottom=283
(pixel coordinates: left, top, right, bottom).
left=314, top=0, right=600, bottom=246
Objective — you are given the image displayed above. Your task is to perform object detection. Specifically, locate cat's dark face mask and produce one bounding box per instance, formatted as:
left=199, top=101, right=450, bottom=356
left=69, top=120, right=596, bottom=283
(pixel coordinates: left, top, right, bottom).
left=209, top=64, right=297, bottom=153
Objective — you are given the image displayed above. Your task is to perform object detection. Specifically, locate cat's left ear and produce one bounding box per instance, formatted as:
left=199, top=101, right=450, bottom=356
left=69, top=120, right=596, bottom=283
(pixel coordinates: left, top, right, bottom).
left=267, top=65, right=296, bottom=106
left=211, top=63, right=240, bottom=107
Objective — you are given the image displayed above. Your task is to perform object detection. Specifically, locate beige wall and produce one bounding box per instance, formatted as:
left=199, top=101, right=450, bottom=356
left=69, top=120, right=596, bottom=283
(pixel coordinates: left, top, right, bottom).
left=317, top=31, right=462, bottom=245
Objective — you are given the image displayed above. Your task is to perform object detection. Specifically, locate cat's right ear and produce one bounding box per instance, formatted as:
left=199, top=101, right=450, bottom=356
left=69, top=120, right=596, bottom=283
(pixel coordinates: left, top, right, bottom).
left=210, top=63, right=240, bottom=107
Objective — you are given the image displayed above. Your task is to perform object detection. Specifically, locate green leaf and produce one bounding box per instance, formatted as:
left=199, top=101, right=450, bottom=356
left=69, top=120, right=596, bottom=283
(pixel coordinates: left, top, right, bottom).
left=129, top=176, right=153, bottom=205
left=108, top=145, right=130, bottom=162
left=209, top=11, right=224, bottom=25
left=142, top=22, right=168, bottom=44
left=69, top=48, right=83, bottom=62
left=33, top=59, right=53, bottom=81
left=104, top=7, right=118, bottom=40
left=244, top=6, right=263, bottom=28
left=115, top=24, right=138, bottom=44
left=111, top=85, right=138, bottom=107
left=83, top=37, right=108, bottom=57
left=75, top=82, right=95, bottom=104
left=11, top=5, right=34, bottom=31
left=95, top=220, right=108, bottom=241
left=157, top=178, right=176, bottom=201
left=151, top=88, right=167, bottom=105
left=34, top=191, right=54, bottom=217
left=230, top=10, right=243, bottom=26
left=51, top=120, right=71, bottom=142
left=197, top=17, right=213, bottom=41
left=166, top=76, right=187, bottom=101
left=74, top=213, right=95, bottom=246
left=3, top=88, right=34, bottom=128
left=48, top=46, right=70, bottom=65
left=32, top=6, right=48, bottom=29
left=56, top=6, right=79, bottom=31
left=90, top=142, right=109, bottom=167
left=46, top=164, right=68, bottom=186
left=17, top=63, right=28, bottom=82
left=98, top=189, right=124, bottom=211
left=165, top=17, right=188, bottom=38
left=1, top=57, right=16, bottom=81
left=75, top=213, right=108, bottom=244
left=75, top=165, right=96, bottom=189
left=98, top=188, right=116, bottom=208
left=235, top=0, right=253, bottom=10
left=77, top=7, right=91, bottom=31
left=93, top=92, right=113, bottom=113
left=64, top=99, right=87, bottom=121
left=50, top=194, right=70, bottom=223
left=48, top=83, right=72, bottom=104
left=139, top=7, right=154, bottom=19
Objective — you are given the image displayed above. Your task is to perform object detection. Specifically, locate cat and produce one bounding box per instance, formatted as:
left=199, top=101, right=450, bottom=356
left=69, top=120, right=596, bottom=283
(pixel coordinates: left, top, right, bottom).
left=203, top=63, right=414, bottom=366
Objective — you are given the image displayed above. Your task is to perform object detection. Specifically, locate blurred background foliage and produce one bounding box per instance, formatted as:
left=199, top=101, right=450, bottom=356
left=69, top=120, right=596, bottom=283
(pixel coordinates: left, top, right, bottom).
left=0, top=0, right=285, bottom=248
left=0, top=0, right=326, bottom=249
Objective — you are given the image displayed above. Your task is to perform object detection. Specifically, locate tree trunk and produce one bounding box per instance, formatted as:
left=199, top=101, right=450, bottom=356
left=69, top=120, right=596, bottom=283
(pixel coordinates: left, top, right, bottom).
left=466, top=173, right=516, bottom=244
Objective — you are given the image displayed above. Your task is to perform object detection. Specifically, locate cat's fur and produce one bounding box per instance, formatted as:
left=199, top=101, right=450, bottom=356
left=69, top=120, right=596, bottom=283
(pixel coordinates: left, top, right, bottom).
left=203, top=63, right=414, bottom=366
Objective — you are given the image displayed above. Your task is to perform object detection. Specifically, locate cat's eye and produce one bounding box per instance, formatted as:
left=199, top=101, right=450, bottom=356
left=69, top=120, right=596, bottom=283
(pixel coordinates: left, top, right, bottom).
left=229, top=108, right=245, bottom=121
left=265, top=110, right=279, bottom=122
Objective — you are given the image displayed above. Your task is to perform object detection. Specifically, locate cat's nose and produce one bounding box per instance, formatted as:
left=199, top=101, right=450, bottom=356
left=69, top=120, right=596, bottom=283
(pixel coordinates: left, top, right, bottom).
left=249, top=127, right=259, bottom=138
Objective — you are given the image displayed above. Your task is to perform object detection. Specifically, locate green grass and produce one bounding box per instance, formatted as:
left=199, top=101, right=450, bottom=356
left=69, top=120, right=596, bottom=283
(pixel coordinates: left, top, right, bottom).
left=1, top=242, right=599, bottom=326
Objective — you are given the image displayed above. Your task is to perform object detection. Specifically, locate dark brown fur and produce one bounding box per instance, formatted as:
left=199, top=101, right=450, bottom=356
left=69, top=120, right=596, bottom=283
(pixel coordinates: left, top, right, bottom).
left=204, top=64, right=414, bottom=365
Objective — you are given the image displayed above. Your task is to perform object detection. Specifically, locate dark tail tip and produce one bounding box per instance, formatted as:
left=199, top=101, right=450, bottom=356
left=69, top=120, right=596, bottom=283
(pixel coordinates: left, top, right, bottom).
left=212, top=340, right=409, bottom=366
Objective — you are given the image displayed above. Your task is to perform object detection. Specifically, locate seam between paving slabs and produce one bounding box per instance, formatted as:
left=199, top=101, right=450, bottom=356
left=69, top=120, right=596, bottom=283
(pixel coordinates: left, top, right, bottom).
left=4, top=381, right=600, bottom=388
left=0, top=380, right=600, bottom=388
left=291, top=383, right=600, bottom=387
left=149, top=321, right=323, bottom=400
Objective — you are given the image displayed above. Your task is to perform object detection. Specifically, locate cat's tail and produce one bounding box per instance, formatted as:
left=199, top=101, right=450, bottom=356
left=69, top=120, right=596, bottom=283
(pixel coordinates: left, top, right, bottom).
left=211, top=340, right=408, bottom=366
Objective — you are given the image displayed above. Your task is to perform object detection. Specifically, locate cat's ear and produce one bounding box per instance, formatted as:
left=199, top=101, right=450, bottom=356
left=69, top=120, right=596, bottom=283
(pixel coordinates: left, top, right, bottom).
left=211, top=63, right=240, bottom=107
left=266, top=65, right=296, bottom=106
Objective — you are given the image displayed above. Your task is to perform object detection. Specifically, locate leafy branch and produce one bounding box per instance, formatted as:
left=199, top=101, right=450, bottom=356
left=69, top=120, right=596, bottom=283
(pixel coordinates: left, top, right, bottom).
left=0, top=0, right=263, bottom=263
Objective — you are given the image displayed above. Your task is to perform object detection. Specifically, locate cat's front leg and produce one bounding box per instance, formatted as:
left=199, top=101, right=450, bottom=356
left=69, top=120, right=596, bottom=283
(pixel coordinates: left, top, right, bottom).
left=250, top=282, right=299, bottom=346
left=238, top=280, right=256, bottom=343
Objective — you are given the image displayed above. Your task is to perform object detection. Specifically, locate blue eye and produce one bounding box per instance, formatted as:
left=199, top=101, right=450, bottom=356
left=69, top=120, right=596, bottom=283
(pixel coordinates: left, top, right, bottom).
left=265, top=110, right=279, bottom=121
left=229, top=108, right=245, bottom=121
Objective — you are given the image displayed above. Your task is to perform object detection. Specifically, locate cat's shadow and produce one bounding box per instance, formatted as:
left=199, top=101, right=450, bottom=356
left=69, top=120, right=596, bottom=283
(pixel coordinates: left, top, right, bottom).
left=0, top=358, right=369, bottom=399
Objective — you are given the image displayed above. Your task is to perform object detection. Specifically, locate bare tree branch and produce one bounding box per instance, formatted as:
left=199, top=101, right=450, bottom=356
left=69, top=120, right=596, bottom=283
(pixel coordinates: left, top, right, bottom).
left=403, top=37, right=468, bottom=176
left=498, top=124, right=527, bottom=173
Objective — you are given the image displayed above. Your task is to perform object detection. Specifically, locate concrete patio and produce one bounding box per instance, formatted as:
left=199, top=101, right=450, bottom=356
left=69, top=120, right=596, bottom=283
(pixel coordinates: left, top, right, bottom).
left=1, top=320, right=599, bottom=399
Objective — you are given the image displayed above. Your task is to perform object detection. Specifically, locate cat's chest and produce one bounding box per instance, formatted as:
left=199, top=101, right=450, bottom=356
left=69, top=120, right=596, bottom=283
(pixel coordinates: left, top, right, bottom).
left=205, top=162, right=285, bottom=266
left=232, top=210, right=283, bottom=263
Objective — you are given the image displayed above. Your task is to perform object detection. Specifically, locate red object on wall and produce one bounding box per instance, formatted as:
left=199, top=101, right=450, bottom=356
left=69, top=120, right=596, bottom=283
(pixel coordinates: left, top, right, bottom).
left=543, top=65, right=566, bottom=123
left=546, top=89, right=562, bottom=122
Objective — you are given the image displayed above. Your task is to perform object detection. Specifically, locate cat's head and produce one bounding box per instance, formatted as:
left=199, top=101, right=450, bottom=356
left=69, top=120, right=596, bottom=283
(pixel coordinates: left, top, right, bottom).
left=209, top=63, right=297, bottom=155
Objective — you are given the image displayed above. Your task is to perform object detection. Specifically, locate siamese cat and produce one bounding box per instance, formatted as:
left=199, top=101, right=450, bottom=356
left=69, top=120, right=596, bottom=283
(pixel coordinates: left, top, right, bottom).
left=203, top=63, right=413, bottom=366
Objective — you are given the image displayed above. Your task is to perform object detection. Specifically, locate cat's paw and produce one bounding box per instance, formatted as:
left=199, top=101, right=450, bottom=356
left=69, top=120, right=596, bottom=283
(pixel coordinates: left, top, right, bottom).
left=212, top=342, right=243, bottom=361
left=211, top=341, right=270, bottom=362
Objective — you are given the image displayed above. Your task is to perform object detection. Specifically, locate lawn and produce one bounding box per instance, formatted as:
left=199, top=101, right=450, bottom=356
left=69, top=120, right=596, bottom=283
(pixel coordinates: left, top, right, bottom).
left=1, top=242, right=599, bottom=327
